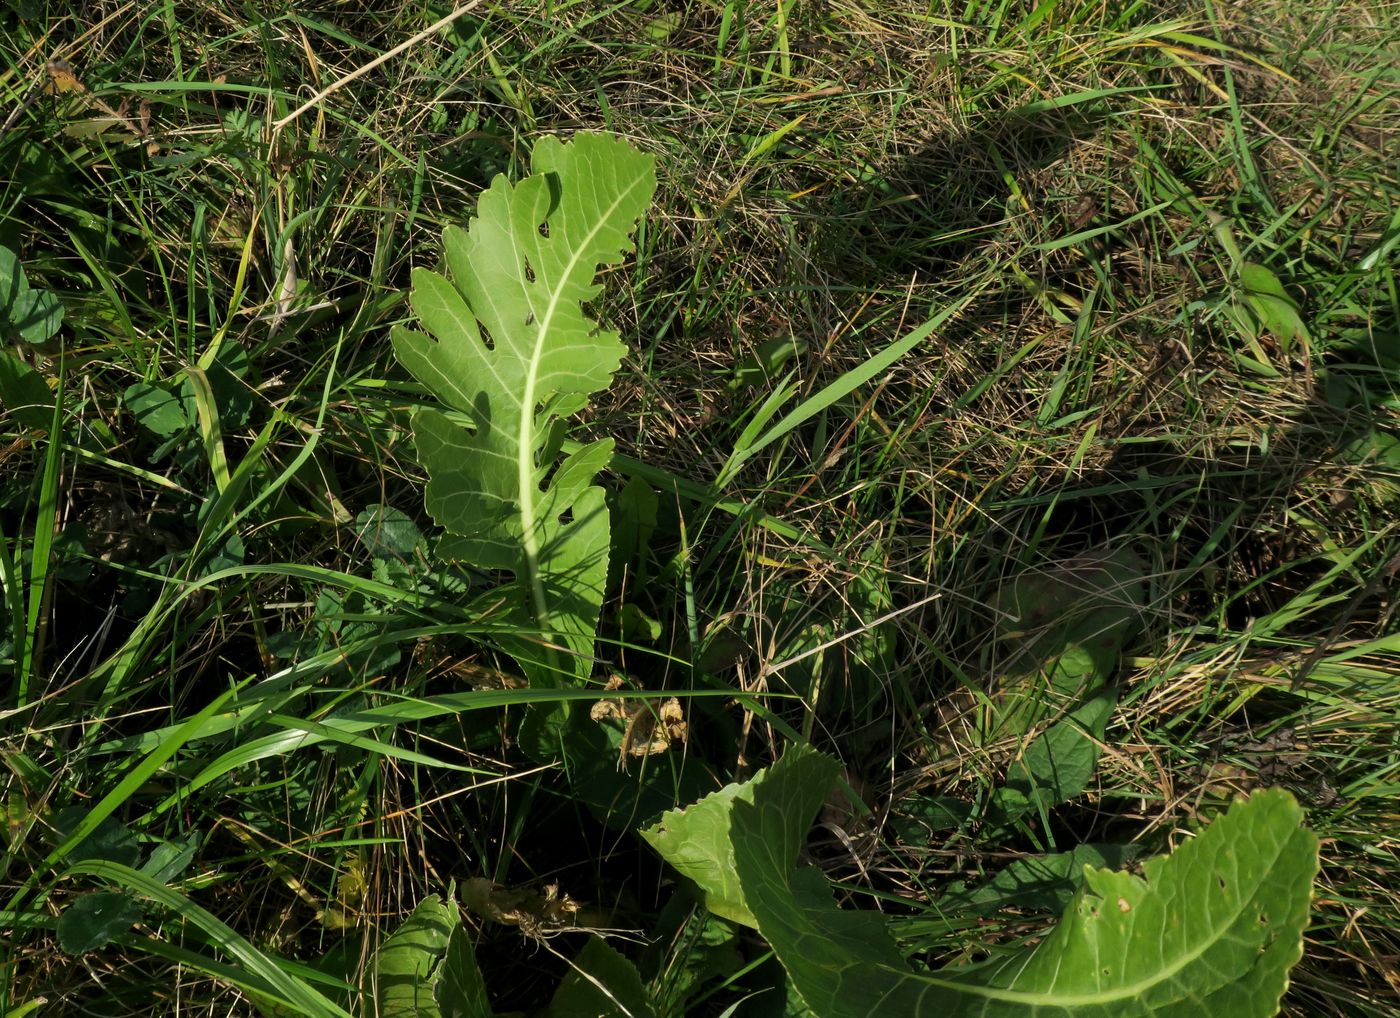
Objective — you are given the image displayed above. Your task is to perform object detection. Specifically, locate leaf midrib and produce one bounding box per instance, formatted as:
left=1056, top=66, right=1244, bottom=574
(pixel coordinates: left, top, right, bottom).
left=867, top=823, right=1300, bottom=1009
left=515, top=162, right=647, bottom=626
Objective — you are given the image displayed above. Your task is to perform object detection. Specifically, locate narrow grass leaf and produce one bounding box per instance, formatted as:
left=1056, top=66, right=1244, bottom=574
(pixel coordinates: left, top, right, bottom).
left=1, top=681, right=243, bottom=925
left=64, top=860, right=354, bottom=1018
left=1036, top=200, right=1172, bottom=252
left=718, top=285, right=987, bottom=487
left=18, top=379, right=63, bottom=704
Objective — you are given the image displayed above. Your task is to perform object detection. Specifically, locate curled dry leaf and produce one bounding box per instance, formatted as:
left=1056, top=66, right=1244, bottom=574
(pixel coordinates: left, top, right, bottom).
left=590, top=673, right=687, bottom=768
left=461, top=878, right=581, bottom=941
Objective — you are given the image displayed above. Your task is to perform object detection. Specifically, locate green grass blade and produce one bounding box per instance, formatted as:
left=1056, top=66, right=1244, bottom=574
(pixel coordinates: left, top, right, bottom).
left=716, top=281, right=989, bottom=488
left=64, top=860, right=354, bottom=1018
left=17, top=372, right=63, bottom=705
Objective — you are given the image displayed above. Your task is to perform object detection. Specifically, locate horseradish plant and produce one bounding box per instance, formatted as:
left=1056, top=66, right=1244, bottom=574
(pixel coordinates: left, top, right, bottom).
left=392, top=133, right=1317, bottom=1017
left=394, top=132, right=654, bottom=750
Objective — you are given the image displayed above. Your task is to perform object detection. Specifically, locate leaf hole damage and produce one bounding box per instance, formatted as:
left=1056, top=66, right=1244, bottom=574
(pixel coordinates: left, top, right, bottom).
left=470, top=391, right=492, bottom=433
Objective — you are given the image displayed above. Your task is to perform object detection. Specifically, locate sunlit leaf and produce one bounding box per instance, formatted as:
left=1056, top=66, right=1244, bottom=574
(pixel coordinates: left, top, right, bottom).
left=370, top=893, right=491, bottom=1018
left=642, top=748, right=837, bottom=928
left=652, top=746, right=1317, bottom=1018
left=393, top=133, right=656, bottom=718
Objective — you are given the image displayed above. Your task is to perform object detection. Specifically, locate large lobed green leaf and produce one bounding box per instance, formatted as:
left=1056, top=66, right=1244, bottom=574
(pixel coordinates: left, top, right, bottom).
left=652, top=746, right=1316, bottom=1018
left=393, top=133, right=656, bottom=682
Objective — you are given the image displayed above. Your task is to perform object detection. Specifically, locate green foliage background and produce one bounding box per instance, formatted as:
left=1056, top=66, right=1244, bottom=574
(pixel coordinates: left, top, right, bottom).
left=2, top=2, right=1398, bottom=1015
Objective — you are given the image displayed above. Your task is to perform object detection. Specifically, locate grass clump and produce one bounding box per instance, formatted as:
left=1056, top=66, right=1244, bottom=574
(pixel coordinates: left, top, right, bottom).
left=1, top=1, right=1398, bottom=1015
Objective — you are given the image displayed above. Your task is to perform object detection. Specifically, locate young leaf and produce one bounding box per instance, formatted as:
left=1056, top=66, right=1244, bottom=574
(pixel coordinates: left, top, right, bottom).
left=435, top=922, right=493, bottom=1018
left=889, top=795, right=975, bottom=843
left=0, top=348, right=54, bottom=430
left=371, top=894, right=451, bottom=1016
left=609, top=474, right=658, bottom=589
left=393, top=133, right=656, bottom=694
left=1238, top=262, right=1309, bottom=355
left=547, top=936, right=655, bottom=1018
left=641, top=747, right=839, bottom=928
left=702, top=747, right=1317, bottom=1018
left=57, top=891, right=142, bottom=954
left=124, top=381, right=193, bottom=441
left=988, top=690, right=1116, bottom=825
left=0, top=245, right=64, bottom=344
left=139, top=832, right=200, bottom=885
left=989, top=545, right=1146, bottom=739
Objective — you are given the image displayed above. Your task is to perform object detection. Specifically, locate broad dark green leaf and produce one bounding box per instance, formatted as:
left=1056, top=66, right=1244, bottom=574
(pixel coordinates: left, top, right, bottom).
left=368, top=893, right=494, bottom=1018
left=57, top=891, right=141, bottom=954
left=52, top=807, right=142, bottom=868
left=938, top=843, right=1141, bottom=916
left=609, top=474, right=658, bottom=588
left=641, top=901, right=742, bottom=1017
left=889, top=795, right=975, bottom=843
left=990, top=690, right=1116, bottom=824
left=0, top=245, right=64, bottom=343
left=0, top=348, right=53, bottom=430
left=547, top=936, right=655, bottom=1018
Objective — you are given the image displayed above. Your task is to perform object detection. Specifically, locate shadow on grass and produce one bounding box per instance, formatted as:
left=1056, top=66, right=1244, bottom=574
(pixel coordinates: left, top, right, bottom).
left=810, top=106, right=1108, bottom=290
